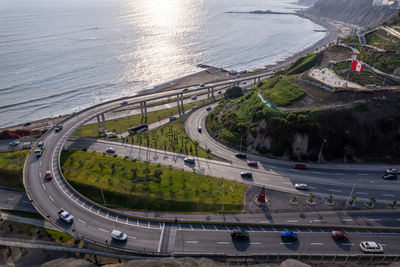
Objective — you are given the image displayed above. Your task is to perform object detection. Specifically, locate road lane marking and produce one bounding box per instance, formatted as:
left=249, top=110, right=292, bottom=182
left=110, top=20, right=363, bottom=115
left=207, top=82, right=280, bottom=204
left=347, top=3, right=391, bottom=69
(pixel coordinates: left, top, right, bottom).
left=281, top=182, right=292, bottom=185
left=341, top=243, right=354, bottom=246
left=313, top=219, right=326, bottom=222
left=250, top=242, right=261, bottom=245
left=311, top=171, right=322, bottom=174
left=249, top=226, right=254, bottom=231
left=368, top=219, right=381, bottom=221
left=40, top=161, right=42, bottom=166
left=311, top=243, right=324, bottom=245
left=7, top=198, right=15, bottom=201
left=357, top=173, right=368, bottom=176
left=397, top=219, right=400, bottom=221
left=217, top=241, right=230, bottom=244
left=329, top=189, right=342, bottom=192
left=259, top=220, right=269, bottom=223
left=308, top=186, right=317, bottom=189
left=280, top=242, right=294, bottom=245
left=382, top=194, right=395, bottom=197
left=99, top=228, right=109, bottom=233
left=202, top=225, right=205, bottom=230
left=334, top=173, right=344, bottom=175
left=287, top=220, right=298, bottom=223
left=42, top=184, right=45, bottom=190
left=78, top=218, right=86, bottom=224
left=340, top=219, right=353, bottom=222
left=128, top=236, right=136, bottom=239
left=48, top=195, right=54, bottom=202
left=186, top=241, right=199, bottom=244
left=356, top=192, right=368, bottom=195
left=157, top=222, right=165, bottom=253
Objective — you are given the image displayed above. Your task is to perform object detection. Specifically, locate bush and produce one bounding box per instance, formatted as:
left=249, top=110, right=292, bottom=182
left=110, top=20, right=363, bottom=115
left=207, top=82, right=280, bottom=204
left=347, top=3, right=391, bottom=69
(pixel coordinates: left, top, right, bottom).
left=225, top=86, right=243, bottom=99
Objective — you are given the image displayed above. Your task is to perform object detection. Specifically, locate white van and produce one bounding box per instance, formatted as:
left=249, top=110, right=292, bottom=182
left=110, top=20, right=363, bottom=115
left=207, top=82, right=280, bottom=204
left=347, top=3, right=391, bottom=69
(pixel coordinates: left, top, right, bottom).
left=111, top=230, right=127, bottom=241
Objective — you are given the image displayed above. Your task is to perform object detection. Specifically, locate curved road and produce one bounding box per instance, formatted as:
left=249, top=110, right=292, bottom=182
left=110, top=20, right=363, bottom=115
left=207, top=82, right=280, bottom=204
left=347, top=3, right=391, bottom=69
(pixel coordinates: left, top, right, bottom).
left=23, top=76, right=400, bottom=255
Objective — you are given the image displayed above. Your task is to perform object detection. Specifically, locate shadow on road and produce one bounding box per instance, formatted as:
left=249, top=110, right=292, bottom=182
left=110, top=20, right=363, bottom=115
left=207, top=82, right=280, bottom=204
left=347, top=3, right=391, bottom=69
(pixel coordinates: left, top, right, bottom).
left=232, top=239, right=251, bottom=252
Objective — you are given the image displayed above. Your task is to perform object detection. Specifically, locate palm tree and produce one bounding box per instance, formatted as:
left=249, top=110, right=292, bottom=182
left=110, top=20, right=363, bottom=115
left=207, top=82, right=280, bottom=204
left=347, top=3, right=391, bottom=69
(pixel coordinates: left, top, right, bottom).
left=291, top=195, right=297, bottom=203
left=328, top=194, right=333, bottom=204
left=368, top=197, right=376, bottom=207
left=349, top=195, right=357, bottom=205
left=309, top=193, right=315, bottom=203
left=193, top=140, right=200, bottom=156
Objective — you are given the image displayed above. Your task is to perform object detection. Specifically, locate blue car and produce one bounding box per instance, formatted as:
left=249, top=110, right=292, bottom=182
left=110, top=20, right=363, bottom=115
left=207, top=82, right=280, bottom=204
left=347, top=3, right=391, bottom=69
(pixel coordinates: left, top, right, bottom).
left=281, top=231, right=297, bottom=241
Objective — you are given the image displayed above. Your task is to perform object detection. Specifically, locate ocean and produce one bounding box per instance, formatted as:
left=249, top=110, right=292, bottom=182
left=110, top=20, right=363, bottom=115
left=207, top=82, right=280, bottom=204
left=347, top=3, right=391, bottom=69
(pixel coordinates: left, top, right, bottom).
left=0, top=0, right=325, bottom=128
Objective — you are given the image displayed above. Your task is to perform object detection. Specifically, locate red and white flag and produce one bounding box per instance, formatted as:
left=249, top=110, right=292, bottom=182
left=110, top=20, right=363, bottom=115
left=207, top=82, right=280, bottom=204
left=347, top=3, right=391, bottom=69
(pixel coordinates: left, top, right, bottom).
left=351, top=60, right=364, bottom=72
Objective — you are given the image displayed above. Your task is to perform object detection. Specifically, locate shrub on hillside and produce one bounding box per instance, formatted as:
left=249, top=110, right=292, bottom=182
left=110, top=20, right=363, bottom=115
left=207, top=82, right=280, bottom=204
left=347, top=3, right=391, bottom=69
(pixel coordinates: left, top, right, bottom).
left=225, top=86, right=243, bottom=99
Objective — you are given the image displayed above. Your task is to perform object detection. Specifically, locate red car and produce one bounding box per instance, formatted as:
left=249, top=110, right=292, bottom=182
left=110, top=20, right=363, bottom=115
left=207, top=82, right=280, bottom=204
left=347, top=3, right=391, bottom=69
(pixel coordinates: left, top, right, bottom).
left=331, top=231, right=348, bottom=241
left=45, top=170, right=53, bottom=181
left=293, top=164, right=307, bottom=170
left=247, top=160, right=258, bottom=167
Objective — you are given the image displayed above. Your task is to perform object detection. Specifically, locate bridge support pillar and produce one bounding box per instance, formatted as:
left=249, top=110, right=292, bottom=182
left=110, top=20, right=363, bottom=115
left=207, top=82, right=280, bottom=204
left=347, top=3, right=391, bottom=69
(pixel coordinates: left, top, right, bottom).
left=180, top=93, right=184, bottom=115
left=101, top=113, right=107, bottom=134
left=143, top=101, right=148, bottom=123
left=211, top=87, right=215, bottom=99
left=207, top=88, right=210, bottom=98
left=258, top=77, right=261, bottom=82
left=254, top=78, right=257, bottom=84
left=96, top=115, right=102, bottom=133
left=177, top=95, right=181, bottom=116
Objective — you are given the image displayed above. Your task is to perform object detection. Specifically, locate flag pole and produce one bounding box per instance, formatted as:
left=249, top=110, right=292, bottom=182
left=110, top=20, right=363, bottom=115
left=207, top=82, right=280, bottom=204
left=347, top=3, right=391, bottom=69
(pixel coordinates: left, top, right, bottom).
left=346, top=60, right=351, bottom=86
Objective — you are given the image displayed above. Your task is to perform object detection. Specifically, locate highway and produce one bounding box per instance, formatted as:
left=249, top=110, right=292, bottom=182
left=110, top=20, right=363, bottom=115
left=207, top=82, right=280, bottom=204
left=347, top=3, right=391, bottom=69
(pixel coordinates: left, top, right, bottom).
left=21, top=73, right=400, bottom=256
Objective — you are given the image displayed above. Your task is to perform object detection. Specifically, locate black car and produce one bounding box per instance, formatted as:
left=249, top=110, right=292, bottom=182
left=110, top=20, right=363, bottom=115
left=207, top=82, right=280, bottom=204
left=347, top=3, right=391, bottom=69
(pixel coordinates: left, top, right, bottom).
left=383, top=173, right=397, bottom=179
left=231, top=229, right=249, bottom=240
left=235, top=153, right=246, bottom=159
left=54, top=125, right=63, bottom=132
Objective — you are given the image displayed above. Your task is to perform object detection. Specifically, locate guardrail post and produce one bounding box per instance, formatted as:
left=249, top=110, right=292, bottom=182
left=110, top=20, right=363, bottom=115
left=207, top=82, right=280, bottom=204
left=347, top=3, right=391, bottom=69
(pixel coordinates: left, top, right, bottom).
left=211, top=87, right=215, bottom=99
left=207, top=88, right=210, bottom=98
left=345, top=254, right=349, bottom=263
left=357, top=254, right=362, bottom=263
left=394, top=253, right=399, bottom=263
left=381, top=255, right=385, bottom=264
left=266, top=253, right=269, bottom=262
left=298, top=253, right=301, bottom=260
left=320, top=254, right=324, bottom=263
left=332, top=254, right=336, bottom=263
left=277, top=253, right=280, bottom=263
left=309, top=253, right=312, bottom=262
left=369, top=254, right=373, bottom=264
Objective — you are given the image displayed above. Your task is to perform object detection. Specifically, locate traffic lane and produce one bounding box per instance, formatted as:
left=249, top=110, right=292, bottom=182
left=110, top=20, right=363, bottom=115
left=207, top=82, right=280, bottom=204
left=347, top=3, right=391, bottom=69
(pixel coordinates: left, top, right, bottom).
left=175, top=230, right=400, bottom=254
left=187, top=107, right=400, bottom=175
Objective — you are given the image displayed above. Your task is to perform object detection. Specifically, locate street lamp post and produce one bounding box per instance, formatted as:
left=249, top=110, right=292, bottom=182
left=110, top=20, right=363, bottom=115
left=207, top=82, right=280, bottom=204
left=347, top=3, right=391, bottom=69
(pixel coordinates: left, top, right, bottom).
left=318, top=139, right=327, bottom=164
left=222, top=183, right=225, bottom=213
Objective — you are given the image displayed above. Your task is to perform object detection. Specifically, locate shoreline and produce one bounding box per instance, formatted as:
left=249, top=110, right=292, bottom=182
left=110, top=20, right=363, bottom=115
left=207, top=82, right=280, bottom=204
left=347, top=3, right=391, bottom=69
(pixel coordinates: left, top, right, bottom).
left=1, top=14, right=340, bottom=132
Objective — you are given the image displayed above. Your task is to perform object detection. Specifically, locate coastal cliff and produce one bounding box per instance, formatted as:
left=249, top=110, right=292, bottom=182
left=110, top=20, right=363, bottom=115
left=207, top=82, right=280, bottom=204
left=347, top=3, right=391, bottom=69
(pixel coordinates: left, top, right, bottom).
left=305, top=0, right=398, bottom=27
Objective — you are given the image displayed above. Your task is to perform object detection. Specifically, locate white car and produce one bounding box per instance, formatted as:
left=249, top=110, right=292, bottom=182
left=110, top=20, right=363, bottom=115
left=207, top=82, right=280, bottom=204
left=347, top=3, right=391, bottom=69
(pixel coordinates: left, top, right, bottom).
left=184, top=157, right=195, bottom=164
left=360, top=241, right=383, bottom=253
left=295, top=183, right=309, bottom=190
left=9, top=140, right=20, bottom=146
left=57, top=210, right=74, bottom=223
left=111, top=230, right=127, bottom=241
left=240, top=171, right=252, bottom=178
left=106, top=147, right=115, bottom=154
left=199, top=83, right=205, bottom=87
left=106, top=132, right=117, bottom=138
left=385, top=168, right=398, bottom=174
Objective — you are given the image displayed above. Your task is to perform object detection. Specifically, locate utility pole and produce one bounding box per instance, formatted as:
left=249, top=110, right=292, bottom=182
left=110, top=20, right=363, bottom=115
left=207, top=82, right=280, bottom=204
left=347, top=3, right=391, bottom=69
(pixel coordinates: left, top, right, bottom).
left=100, top=182, right=106, bottom=205
left=318, top=139, right=327, bottom=164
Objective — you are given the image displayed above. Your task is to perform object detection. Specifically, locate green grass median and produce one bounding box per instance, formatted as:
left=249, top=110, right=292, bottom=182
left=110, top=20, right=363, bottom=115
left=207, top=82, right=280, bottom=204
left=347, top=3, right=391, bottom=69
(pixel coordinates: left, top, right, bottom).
left=61, top=150, right=247, bottom=213
left=0, top=150, right=27, bottom=190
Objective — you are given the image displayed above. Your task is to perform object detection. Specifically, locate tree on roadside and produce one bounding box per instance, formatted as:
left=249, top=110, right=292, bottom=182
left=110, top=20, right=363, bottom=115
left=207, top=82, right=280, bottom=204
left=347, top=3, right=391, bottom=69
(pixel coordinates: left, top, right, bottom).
left=143, top=166, right=151, bottom=179
left=349, top=195, right=357, bottom=205
left=368, top=197, right=376, bottom=207
left=392, top=200, right=397, bottom=209
left=309, top=193, right=315, bottom=203
left=291, top=195, right=297, bottom=203
left=193, top=140, right=200, bottom=157
left=328, top=194, right=334, bottom=204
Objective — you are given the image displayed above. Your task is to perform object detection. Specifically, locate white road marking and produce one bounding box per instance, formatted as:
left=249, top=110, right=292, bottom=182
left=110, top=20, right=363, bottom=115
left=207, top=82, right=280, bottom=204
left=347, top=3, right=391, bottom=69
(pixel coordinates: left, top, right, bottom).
left=7, top=198, right=15, bottom=201
left=48, top=195, right=54, bottom=202
left=250, top=242, right=261, bottom=245
left=357, top=173, right=368, bottom=176
left=259, top=220, right=269, bottom=223
left=356, top=192, right=368, bottom=195
left=280, top=242, right=293, bottom=245
left=334, top=173, right=344, bottom=175
left=340, top=219, right=353, bottom=222
left=329, top=189, right=342, bottom=192
left=42, top=184, right=45, bottom=190
left=40, top=161, right=42, bottom=166
left=313, top=219, right=326, bottom=222
left=128, top=236, right=136, bottom=239
left=148, top=221, right=150, bottom=228
left=382, top=194, right=395, bottom=197
left=397, top=219, right=400, bottom=221
left=341, top=243, right=354, bottom=246
left=287, top=220, right=298, bottom=223
left=217, top=241, right=230, bottom=244
left=78, top=218, right=86, bottom=224
left=157, top=222, right=165, bottom=253
left=281, top=182, right=292, bottom=185
left=308, top=186, right=317, bottom=189
left=311, top=171, right=322, bottom=174
left=381, top=244, right=386, bottom=246
left=39, top=172, right=41, bottom=177
left=311, top=243, right=324, bottom=245
left=202, top=225, right=205, bottom=230
left=185, top=241, right=199, bottom=244
left=99, top=228, right=109, bottom=233
left=368, top=219, right=381, bottom=221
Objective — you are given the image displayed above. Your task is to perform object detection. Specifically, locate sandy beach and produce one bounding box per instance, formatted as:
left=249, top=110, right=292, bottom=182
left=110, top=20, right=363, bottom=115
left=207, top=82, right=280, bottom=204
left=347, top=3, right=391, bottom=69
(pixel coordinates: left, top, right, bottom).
left=1, top=14, right=340, bottom=132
